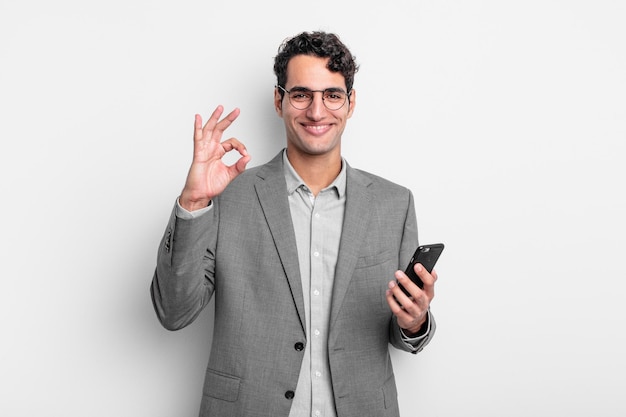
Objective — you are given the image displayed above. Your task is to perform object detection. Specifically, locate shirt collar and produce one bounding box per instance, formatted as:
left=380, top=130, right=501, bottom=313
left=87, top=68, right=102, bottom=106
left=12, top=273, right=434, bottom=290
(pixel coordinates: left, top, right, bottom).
left=282, top=149, right=347, bottom=198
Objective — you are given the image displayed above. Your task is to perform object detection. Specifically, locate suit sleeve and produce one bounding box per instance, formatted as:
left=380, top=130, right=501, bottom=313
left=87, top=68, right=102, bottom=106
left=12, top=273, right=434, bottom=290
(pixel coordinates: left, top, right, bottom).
left=150, top=200, right=218, bottom=330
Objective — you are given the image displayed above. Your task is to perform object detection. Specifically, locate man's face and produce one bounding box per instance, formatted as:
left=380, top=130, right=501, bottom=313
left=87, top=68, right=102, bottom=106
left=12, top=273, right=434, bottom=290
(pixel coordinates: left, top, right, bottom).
left=274, top=55, right=356, bottom=159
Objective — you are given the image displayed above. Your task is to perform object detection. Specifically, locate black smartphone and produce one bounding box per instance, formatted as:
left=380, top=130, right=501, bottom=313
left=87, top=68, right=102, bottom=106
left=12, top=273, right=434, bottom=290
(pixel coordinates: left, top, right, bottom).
left=399, top=243, right=445, bottom=296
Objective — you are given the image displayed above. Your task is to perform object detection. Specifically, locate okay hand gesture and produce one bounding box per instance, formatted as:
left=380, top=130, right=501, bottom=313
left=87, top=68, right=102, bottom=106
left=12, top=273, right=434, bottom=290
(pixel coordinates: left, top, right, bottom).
left=179, top=106, right=251, bottom=211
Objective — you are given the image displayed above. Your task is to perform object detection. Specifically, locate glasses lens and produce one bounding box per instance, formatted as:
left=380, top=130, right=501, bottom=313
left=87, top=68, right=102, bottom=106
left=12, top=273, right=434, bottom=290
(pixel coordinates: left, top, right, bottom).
left=288, top=90, right=313, bottom=110
left=323, top=90, right=346, bottom=110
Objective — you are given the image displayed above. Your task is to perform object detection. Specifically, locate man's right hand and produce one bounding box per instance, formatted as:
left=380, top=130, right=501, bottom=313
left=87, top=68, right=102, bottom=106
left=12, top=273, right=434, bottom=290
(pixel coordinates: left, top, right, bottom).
left=179, top=105, right=251, bottom=212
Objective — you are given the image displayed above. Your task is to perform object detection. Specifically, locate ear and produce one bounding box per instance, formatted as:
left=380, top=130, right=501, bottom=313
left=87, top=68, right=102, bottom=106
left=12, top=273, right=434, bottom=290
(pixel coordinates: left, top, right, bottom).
left=346, top=89, right=356, bottom=119
left=274, top=87, right=283, bottom=117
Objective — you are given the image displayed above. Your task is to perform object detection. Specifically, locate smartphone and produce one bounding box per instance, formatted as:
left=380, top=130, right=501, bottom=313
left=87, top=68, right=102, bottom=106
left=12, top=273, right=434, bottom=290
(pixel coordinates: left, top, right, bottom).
left=399, top=243, right=445, bottom=296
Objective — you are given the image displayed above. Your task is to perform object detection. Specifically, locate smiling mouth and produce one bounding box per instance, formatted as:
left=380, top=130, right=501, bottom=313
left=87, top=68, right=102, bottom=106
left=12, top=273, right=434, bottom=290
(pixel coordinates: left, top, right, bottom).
left=303, top=124, right=331, bottom=135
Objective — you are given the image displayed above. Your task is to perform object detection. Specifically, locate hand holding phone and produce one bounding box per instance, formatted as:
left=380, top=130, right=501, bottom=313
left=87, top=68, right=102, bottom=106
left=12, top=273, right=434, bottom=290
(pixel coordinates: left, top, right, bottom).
left=399, top=243, right=444, bottom=296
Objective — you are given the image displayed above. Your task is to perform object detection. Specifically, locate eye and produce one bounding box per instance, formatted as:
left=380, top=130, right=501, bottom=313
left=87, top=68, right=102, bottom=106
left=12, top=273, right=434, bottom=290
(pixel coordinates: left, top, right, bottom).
left=324, top=91, right=345, bottom=101
left=290, top=91, right=312, bottom=102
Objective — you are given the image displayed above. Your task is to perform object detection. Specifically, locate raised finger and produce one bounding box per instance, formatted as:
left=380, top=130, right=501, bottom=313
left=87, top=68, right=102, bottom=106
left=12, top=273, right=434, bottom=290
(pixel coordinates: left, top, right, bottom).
left=215, top=107, right=241, bottom=132
left=203, top=106, right=240, bottom=140
left=193, top=106, right=224, bottom=143
left=195, top=106, right=225, bottom=145
left=194, top=114, right=205, bottom=142
left=199, top=105, right=223, bottom=133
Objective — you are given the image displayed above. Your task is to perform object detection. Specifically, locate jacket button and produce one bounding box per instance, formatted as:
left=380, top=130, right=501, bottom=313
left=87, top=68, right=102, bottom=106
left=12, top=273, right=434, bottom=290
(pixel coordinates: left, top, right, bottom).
left=294, top=342, right=304, bottom=351
left=285, top=390, right=295, bottom=400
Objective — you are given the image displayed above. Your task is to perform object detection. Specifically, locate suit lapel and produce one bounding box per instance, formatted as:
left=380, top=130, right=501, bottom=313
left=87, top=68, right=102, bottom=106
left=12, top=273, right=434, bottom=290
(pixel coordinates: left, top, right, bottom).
left=254, top=153, right=306, bottom=332
left=330, top=166, right=373, bottom=328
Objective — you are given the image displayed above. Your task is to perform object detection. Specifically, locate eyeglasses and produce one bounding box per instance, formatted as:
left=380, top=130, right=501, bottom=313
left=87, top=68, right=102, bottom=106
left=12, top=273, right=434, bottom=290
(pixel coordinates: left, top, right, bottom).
left=277, top=85, right=350, bottom=111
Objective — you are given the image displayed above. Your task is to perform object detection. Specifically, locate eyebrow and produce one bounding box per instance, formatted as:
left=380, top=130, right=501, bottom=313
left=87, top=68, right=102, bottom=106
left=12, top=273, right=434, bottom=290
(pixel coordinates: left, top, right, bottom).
left=290, top=86, right=347, bottom=93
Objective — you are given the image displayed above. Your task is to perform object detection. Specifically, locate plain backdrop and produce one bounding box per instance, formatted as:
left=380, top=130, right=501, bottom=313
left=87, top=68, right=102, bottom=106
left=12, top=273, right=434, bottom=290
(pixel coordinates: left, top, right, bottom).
left=1, top=1, right=625, bottom=416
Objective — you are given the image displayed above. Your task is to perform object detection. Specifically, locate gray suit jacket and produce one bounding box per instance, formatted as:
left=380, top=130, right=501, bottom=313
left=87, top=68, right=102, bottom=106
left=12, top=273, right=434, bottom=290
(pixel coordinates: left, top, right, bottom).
left=151, top=151, right=435, bottom=417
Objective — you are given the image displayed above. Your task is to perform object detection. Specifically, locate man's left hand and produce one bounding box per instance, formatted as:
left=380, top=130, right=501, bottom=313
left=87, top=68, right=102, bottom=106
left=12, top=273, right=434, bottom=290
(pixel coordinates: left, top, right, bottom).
left=385, top=263, right=437, bottom=336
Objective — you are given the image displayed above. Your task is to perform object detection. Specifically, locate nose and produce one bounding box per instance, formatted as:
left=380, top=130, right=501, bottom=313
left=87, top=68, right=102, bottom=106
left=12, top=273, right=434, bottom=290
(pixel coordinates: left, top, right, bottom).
left=307, top=91, right=326, bottom=120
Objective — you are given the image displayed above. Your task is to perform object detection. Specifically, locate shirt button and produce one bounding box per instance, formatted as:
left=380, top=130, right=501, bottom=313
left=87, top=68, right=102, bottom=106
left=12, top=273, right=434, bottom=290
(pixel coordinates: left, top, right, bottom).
left=285, top=390, right=295, bottom=400
left=294, top=342, right=305, bottom=351
left=315, top=213, right=320, bottom=218
left=313, top=251, right=320, bottom=257
left=314, top=329, right=320, bottom=336
left=313, top=289, right=320, bottom=296
left=315, top=371, right=322, bottom=378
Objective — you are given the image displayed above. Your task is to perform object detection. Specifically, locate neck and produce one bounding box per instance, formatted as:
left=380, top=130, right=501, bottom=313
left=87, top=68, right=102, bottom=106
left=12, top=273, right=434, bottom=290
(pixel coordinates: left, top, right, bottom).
left=286, top=149, right=342, bottom=196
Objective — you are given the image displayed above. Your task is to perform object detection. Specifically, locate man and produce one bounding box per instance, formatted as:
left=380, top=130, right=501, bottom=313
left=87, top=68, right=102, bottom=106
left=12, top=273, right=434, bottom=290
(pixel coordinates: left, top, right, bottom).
left=151, top=31, right=437, bottom=417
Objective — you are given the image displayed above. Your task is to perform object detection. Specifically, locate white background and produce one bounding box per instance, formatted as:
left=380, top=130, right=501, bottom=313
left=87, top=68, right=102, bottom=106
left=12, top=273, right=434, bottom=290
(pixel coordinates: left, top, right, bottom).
left=1, top=1, right=625, bottom=416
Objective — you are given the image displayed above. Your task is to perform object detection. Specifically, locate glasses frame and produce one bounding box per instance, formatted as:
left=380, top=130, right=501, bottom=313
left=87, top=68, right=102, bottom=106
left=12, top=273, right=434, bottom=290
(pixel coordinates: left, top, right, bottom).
left=276, top=85, right=350, bottom=111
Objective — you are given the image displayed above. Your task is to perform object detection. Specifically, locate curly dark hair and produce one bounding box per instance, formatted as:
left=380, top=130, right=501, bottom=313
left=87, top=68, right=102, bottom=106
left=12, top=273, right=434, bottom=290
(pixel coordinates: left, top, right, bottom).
left=273, top=31, right=359, bottom=97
